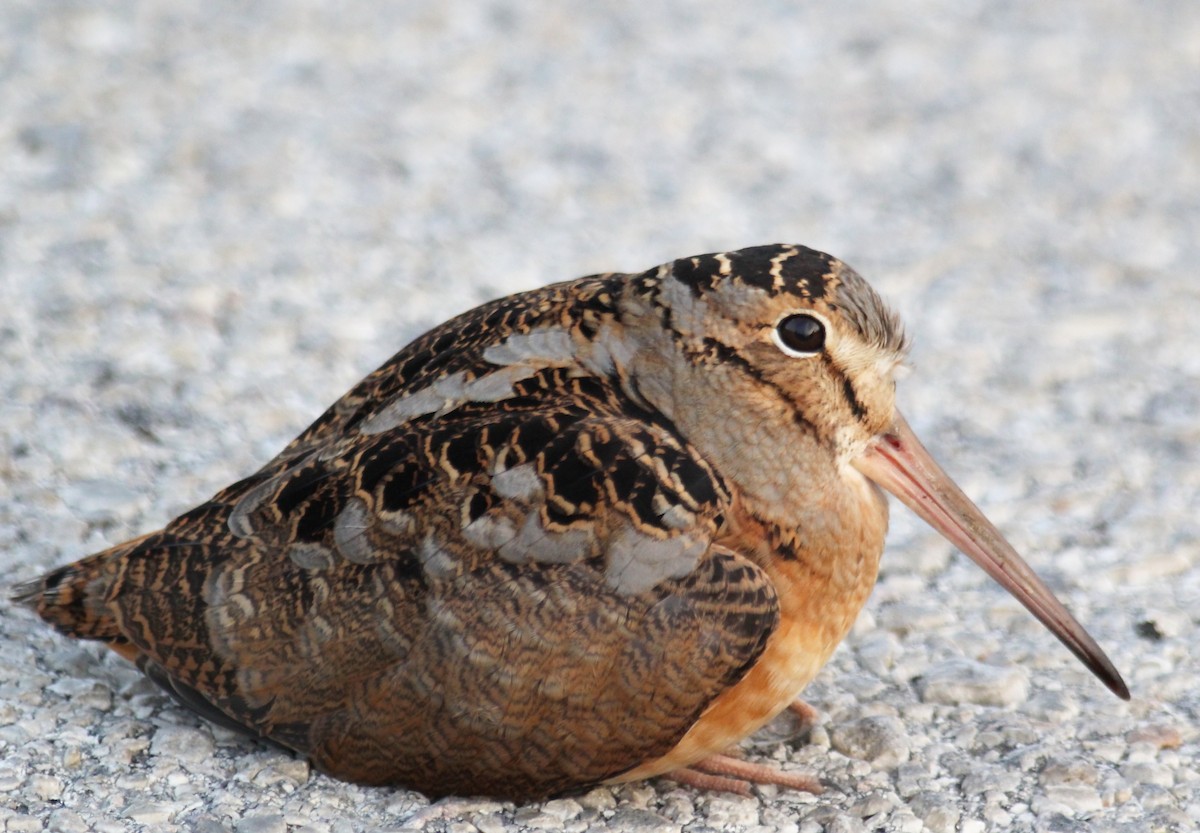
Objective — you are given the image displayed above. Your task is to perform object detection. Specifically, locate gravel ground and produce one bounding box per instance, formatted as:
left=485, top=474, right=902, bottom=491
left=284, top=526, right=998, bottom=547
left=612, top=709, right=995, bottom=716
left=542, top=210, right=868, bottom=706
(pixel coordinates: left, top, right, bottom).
left=2, top=2, right=1198, bottom=832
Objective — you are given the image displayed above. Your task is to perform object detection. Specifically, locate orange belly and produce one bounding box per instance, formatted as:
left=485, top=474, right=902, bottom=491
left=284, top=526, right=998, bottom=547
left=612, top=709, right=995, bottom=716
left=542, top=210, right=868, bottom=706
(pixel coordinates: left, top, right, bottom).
left=611, top=505, right=884, bottom=783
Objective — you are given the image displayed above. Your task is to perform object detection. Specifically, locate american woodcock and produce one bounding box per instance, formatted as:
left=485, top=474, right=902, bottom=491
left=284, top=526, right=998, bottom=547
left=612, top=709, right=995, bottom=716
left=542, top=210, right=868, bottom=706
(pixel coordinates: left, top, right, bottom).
left=16, top=244, right=1129, bottom=800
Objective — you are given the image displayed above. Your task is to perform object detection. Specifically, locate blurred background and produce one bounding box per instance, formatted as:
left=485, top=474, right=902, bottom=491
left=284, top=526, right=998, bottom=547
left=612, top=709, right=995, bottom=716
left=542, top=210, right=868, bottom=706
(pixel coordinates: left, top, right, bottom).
left=2, top=2, right=1197, bottom=832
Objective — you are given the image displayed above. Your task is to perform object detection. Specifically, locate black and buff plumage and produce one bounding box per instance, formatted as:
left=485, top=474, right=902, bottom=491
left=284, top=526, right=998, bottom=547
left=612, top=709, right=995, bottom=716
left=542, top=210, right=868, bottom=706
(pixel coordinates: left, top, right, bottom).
left=16, top=245, right=1128, bottom=800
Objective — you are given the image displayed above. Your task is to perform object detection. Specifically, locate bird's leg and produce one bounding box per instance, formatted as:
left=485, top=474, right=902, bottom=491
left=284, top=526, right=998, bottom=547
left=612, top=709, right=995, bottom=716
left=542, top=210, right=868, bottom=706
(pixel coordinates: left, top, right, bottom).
left=787, top=698, right=819, bottom=733
left=664, top=700, right=823, bottom=795
left=665, top=765, right=754, bottom=796
left=666, top=753, right=823, bottom=796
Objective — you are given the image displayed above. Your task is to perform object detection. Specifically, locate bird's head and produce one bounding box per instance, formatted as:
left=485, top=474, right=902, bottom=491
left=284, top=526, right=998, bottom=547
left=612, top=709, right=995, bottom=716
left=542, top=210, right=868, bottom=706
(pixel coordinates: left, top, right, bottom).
left=613, top=244, right=1128, bottom=700
left=632, top=244, right=909, bottom=465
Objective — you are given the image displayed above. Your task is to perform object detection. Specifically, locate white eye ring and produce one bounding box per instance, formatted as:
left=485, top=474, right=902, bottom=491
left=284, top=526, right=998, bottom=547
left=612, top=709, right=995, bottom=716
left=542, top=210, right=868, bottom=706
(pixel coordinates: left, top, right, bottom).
left=772, top=312, right=829, bottom=357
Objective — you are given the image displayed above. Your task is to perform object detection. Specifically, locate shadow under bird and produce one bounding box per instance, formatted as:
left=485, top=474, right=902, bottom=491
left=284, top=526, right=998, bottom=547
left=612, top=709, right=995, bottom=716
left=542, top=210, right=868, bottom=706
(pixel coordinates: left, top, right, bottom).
left=15, top=244, right=1129, bottom=800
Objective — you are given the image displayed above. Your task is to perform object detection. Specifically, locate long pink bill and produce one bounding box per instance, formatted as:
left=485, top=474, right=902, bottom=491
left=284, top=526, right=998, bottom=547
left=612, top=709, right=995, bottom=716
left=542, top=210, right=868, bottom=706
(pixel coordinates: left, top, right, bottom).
left=852, top=410, right=1130, bottom=700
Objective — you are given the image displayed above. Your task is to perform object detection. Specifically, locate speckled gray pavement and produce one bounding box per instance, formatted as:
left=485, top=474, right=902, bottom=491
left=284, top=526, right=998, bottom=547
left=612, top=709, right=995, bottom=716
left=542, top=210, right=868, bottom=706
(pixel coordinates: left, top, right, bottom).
left=2, top=2, right=1198, bottom=832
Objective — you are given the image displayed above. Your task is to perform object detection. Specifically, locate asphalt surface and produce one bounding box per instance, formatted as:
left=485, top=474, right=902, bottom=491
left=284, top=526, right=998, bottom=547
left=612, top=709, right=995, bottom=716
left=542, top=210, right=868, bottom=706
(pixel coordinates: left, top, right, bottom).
left=2, top=2, right=1198, bottom=832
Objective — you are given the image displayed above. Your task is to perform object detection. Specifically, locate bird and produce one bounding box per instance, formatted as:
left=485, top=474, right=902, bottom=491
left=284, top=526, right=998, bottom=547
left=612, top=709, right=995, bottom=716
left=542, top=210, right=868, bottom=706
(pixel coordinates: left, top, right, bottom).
left=14, top=244, right=1129, bottom=801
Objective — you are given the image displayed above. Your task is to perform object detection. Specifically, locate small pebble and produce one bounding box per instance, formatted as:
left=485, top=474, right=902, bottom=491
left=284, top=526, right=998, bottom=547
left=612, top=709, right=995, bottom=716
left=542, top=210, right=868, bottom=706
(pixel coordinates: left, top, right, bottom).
left=848, top=792, right=896, bottom=818
left=7, top=815, right=45, bottom=833
left=1135, top=608, right=1190, bottom=638
left=124, top=803, right=175, bottom=825
left=31, top=773, right=64, bottom=800
left=0, top=768, right=24, bottom=791
left=961, top=769, right=1021, bottom=795
left=603, top=808, right=678, bottom=833
left=854, top=631, right=900, bottom=677
left=1126, top=725, right=1182, bottom=749
left=829, top=716, right=911, bottom=768
left=875, top=602, right=954, bottom=636
left=150, top=724, right=215, bottom=763
left=191, top=816, right=235, bottom=833
left=907, top=792, right=959, bottom=833
left=1121, top=761, right=1173, bottom=788
left=539, top=799, right=582, bottom=822
left=1039, top=756, right=1100, bottom=786
left=1135, top=784, right=1177, bottom=810
left=474, top=818, right=507, bottom=833
left=1039, top=784, right=1104, bottom=814
left=916, top=659, right=1029, bottom=707
left=1024, top=690, right=1080, bottom=723
left=982, top=806, right=1011, bottom=827
left=825, top=815, right=866, bottom=833
left=575, top=788, right=617, bottom=812
left=235, top=815, right=287, bottom=833
left=47, top=809, right=90, bottom=833
left=886, top=808, right=924, bottom=833
left=515, top=812, right=561, bottom=830
left=700, top=796, right=759, bottom=829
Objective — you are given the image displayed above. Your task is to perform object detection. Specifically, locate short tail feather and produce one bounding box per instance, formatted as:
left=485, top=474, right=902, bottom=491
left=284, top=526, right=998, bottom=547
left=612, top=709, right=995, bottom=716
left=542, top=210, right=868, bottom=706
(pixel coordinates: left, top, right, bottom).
left=11, top=538, right=148, bottom=644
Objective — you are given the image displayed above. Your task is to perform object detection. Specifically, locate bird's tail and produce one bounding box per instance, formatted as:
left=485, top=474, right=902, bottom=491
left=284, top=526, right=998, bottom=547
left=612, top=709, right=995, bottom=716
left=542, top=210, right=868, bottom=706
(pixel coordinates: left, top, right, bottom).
left=11, top=534, right=152, bottom=645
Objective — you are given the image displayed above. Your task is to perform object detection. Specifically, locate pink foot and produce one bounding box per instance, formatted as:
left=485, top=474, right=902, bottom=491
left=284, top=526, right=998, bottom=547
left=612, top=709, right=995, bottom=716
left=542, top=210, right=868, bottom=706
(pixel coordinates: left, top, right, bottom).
left=666, top=752, right=822, bottom=796
left=787, top=698, right=819, bottom=731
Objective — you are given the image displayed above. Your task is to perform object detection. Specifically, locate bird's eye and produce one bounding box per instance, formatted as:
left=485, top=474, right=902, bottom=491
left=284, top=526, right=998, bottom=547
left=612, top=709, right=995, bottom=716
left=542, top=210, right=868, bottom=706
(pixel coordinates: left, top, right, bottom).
left=773, top=314, right=826, bottom=356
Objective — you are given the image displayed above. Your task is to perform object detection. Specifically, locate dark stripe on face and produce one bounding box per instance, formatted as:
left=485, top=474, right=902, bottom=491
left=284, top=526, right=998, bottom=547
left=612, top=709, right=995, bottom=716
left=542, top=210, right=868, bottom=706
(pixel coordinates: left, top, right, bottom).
left=699, top=338, right=819, bottom=436
left=841, top=377, right=868, bottom=422
left=822, top=355, right=869, bottom=423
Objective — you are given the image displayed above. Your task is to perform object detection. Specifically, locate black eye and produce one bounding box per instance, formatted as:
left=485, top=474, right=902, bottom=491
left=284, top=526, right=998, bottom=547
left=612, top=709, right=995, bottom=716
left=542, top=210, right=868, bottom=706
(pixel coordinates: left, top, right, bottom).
left=774, top=314, right=826, bottom=356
